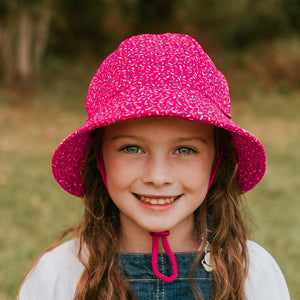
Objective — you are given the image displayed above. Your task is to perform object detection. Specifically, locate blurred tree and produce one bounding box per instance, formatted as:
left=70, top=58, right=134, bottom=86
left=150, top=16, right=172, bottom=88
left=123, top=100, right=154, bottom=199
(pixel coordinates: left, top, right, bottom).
left=1, top=0, right=299, bottom=86
left=202, top=0, right=300, bottom=49
left=0, top=0, right=53, bottom=85
left=48, top=0, right=106, bottom=56
left=134, top=0, right=178, bottom=33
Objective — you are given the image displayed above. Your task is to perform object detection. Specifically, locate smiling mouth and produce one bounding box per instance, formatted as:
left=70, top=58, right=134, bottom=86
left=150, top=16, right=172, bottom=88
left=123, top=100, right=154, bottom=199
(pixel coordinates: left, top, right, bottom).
left=134, top=194, right=182, bottom=205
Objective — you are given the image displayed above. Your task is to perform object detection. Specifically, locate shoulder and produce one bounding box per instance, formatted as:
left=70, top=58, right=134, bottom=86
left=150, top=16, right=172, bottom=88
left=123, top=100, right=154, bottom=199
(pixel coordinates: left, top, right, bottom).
left=18, top=239, right=85, bottom=300
left=245, top=240, right=290, bottom=300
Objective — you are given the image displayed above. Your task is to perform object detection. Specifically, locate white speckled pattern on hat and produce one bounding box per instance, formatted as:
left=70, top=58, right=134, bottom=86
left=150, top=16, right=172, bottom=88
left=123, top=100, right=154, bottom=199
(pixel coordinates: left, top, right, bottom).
left=51, top=33, right=266, bottom=197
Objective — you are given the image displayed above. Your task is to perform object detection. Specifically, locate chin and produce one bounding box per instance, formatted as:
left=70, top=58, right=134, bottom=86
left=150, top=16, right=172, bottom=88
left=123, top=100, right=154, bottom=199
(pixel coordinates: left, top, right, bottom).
left=140, top=222, right=174, bottom=233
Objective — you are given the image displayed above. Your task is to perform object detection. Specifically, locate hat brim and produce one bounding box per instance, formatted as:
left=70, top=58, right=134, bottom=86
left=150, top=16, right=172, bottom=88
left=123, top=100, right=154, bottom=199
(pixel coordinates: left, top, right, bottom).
left=52, top=85, right=266, bottom=196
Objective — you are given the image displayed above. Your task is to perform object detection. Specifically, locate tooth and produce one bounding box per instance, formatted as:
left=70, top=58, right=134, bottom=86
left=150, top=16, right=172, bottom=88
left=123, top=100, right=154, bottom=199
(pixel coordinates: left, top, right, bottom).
left=137, top=195, right=180, bottom=204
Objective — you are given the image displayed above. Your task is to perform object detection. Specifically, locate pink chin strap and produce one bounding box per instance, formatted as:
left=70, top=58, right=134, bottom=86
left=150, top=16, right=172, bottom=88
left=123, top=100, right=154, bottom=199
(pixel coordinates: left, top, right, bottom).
left=95, top=145, right=224, bottom=282
left=149, top=231, right=178, bottom=282
left=95, top=152, right=108, bottom=190
left=208, top=149, right=224, bottom=191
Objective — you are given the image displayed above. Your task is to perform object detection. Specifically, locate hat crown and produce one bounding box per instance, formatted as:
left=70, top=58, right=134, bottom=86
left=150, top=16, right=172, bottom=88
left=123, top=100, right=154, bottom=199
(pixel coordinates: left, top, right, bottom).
left=85, top=33, right=231, bottom=119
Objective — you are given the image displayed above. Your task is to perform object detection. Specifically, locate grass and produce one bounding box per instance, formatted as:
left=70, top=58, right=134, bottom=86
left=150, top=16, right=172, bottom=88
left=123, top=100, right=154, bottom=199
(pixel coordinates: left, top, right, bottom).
left=0, top=68, right=87, bottom=299
left=0, top=64, right=299, bottom=299
left=231, top=88, right=300, bottom=299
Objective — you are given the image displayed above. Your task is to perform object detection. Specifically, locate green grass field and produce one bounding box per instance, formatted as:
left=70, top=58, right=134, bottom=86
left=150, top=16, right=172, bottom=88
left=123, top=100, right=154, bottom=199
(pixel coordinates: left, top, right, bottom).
left=0, top=65, right=299, bottom=299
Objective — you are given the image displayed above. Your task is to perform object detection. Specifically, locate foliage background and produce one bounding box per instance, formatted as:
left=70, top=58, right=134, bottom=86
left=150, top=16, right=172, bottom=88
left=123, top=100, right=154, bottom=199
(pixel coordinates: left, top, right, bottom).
left=0, top=0, right=299, bottom=299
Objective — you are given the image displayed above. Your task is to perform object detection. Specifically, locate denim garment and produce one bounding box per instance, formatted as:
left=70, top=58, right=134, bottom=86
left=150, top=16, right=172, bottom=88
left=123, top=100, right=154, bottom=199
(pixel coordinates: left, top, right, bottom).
left=116, top=252, right=213, bottom=300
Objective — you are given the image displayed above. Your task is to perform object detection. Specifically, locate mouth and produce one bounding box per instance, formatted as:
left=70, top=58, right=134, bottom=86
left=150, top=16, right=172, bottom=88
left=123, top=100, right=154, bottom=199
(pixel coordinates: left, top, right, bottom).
left=134, top=194, right=182, bottom=205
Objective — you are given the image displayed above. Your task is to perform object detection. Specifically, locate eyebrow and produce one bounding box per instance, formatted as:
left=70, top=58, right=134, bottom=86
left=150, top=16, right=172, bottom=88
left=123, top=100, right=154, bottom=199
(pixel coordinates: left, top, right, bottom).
left=173, top=137, right=208, bottom=144
left=111, top=135, right=207, bottom=144
left=111, top=135, right=144, bottom=141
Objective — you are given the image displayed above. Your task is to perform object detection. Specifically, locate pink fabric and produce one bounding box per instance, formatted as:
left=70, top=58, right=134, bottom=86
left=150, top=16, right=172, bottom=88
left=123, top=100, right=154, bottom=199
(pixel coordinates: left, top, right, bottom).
left=52, top=33, right=266, bottom=197
left=207, top=149, right=224, bottom=191
left=95, top=152, right=108, bottom=190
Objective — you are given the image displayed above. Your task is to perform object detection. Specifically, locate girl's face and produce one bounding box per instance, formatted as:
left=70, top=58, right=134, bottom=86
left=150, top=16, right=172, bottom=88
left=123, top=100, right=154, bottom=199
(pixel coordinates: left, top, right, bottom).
left=102, top=117, right=214, bottom=235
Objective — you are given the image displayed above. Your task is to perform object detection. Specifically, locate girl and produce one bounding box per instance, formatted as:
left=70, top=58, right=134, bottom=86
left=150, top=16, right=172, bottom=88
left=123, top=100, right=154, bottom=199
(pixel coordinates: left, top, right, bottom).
left=18, top=33, right=290, bottom=300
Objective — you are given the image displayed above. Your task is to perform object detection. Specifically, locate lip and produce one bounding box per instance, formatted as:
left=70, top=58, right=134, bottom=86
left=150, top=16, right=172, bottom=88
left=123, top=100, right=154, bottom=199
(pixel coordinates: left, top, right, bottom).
left=135, top=194, right=180, bottom=199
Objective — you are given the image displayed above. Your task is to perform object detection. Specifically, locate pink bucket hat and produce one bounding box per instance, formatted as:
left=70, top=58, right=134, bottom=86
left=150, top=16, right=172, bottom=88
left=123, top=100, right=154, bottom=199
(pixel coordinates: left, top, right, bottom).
left=52, top=33, right=266, bottom=197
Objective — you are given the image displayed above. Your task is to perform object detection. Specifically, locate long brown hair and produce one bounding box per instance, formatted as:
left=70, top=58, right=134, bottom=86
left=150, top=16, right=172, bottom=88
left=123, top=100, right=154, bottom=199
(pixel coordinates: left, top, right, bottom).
left=18, top=126, right=249, bottom=300
left=190, top=128, right=249, bottom=299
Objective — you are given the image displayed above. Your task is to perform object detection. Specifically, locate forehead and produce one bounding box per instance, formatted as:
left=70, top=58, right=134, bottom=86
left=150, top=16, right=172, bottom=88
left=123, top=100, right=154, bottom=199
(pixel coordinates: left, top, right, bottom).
left=104, top=117, right=213, bottom=138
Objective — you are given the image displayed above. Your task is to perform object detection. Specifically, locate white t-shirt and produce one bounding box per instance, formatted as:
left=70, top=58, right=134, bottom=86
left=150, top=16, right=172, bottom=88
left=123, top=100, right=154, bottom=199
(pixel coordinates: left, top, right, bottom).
left=18, top=239, right=290, bottom=300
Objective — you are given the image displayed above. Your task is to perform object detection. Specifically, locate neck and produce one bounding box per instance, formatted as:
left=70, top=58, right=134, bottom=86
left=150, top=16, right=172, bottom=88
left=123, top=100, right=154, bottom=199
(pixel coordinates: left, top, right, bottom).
left=118, top=216, right=200, bottom=253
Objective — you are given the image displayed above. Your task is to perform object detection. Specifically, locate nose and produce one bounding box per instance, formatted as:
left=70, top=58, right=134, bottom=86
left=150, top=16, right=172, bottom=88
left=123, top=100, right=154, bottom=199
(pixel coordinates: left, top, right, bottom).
left=142, top=154, right=174, bottom=187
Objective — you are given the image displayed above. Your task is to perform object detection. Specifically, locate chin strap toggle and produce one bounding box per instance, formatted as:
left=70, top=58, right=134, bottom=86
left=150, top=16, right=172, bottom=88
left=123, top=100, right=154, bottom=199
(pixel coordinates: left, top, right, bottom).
left=149, top=231, right=178, bottom=282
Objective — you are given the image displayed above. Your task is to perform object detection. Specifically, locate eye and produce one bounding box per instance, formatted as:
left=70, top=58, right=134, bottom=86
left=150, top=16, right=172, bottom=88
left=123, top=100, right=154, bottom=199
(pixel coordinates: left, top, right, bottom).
left=174, top=146, right=196, bottom=155
left=121, top=145, right=143, bottom=154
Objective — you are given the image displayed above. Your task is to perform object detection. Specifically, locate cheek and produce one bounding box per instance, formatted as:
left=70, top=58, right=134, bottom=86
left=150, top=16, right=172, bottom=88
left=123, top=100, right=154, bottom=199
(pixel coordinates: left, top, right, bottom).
left=104, top=154, right=140, bottom=190
left=176, top=157, right=213, bottom=189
